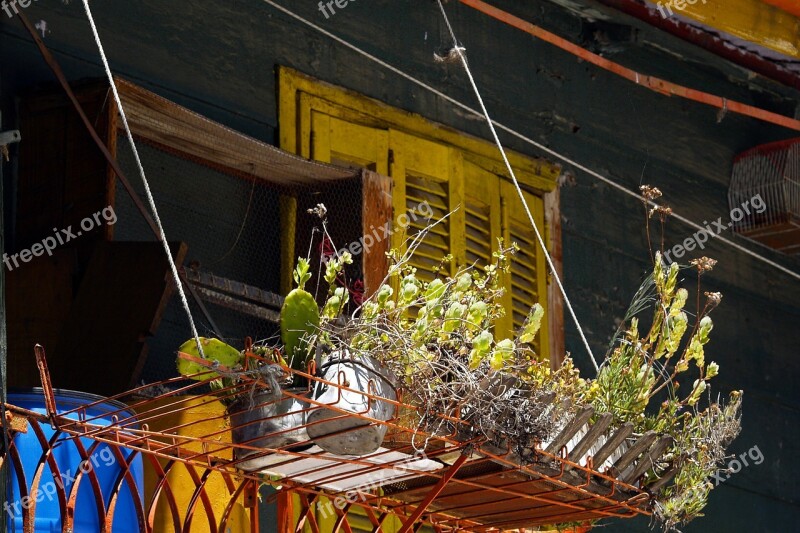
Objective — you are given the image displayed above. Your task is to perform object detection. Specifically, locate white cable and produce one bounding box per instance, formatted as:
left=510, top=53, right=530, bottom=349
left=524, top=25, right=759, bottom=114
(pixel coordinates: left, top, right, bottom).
left=435, top=1, right=599, bottom=371
left=260, top=0, right=800, bottom=284
left=81, top=0, right=205, bottom=357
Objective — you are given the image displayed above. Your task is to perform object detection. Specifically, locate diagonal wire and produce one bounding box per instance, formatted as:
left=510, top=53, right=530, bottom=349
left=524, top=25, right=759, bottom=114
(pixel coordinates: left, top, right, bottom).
left=81, top=0, right=205, bottom=357
left=435, top=0, right=599, bottom=372
left=258, top=0, right=800, bottom=284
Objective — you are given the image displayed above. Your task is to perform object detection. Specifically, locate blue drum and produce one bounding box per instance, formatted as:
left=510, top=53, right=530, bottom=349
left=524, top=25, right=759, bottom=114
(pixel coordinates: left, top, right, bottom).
left=5, top=388, right=144, bottom=532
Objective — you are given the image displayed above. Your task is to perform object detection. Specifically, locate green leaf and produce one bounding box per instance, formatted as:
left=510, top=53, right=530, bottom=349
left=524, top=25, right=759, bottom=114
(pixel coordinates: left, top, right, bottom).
left=322, top=287, right=349, bottom=319
left=519, top=304, right=544, bottom=344
left=443, top=302, right=467, bottom=332
left=455, top=272, right=472, bottom=293
left=293, top=258, right=312, bottom=289
left=664, top=312, right=688, bottom=356
left=670, top=288, right=689, bottom=316
left=376, top=284, right=393, bottom=306
left=490, top=338, right=515, bottom=371
left=281, top=288, right=321, bottom=371
left=176, top=337, right=241, bottom=381
left=424, top=278, right=446, bottom=302
left=467, top=301, right=489, bottom=329
left=469, top=330, right=493, bottom=369
left=399, top=274, right=419, bottom=305
left=687, top=379, right=707, bottom=406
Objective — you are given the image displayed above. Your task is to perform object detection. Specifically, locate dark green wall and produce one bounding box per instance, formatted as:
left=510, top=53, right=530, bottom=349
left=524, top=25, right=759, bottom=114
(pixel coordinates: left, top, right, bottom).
left=1, top=0, right=799, bottom=531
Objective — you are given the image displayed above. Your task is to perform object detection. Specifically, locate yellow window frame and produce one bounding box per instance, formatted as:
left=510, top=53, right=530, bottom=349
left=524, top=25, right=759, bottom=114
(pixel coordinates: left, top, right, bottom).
left=278, top=66, right=564, bottom=363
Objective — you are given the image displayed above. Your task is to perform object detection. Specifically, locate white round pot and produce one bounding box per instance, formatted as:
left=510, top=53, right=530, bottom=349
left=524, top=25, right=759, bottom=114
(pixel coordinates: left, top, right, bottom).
left=307, top=355, right=397, bottom=456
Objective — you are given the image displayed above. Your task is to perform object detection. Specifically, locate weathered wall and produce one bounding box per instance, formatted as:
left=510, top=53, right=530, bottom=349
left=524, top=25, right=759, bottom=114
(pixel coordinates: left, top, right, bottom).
left=1, top=0, right=799, bottom=531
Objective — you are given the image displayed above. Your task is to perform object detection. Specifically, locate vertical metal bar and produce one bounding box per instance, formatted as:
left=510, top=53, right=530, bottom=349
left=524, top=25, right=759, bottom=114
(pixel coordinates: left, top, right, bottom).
left=0, top=108, right=9, bottom=533
left=277, top=490, right=294, bottom=533
left=33, top=345, right=59, bottom=428
left=396, top=452, right=469, bottom=533
left=249, top=480, right=260, bottom=533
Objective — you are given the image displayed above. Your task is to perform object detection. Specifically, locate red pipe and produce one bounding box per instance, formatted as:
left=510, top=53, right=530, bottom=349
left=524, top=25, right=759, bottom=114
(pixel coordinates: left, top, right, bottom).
left=396, top=452, right=469, bottom=533
left=458, top=0, right=800, bottom=131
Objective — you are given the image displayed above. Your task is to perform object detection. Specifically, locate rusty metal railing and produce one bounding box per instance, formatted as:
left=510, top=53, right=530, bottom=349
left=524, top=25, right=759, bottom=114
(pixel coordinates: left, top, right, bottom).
left=0, top=343, right=662, bottom=532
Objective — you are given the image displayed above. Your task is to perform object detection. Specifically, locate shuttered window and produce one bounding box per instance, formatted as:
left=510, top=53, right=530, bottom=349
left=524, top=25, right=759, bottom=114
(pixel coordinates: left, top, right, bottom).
left=311, top=112, right=389, bottom=174
left=464, top=161, right=501, bottom=275
left=279, top=68, right=559, bottom=359
left=279, top=67, right=562, bottom=532
left=501, top=181, right=549, bottom=354
left=388, top=131, right=463, bottom=278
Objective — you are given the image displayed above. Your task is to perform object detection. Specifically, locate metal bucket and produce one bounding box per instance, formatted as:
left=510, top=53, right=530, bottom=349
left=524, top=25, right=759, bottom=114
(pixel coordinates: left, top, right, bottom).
left=230, top=388, right=311, bottom=471
left=306, top=355, right=397, bottom=456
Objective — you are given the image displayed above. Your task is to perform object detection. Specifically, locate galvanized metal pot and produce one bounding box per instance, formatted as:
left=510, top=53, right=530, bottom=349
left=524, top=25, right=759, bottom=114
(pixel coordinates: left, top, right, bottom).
left=230, top=388, right=311, bottom=471
left=306, top=355, right=397, bottom=456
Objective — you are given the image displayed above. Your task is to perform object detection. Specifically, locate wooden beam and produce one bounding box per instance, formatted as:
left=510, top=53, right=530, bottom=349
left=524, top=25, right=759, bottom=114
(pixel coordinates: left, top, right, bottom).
left=361, top=170, right=393, bottom=296
left=545, top=185, right=565, bottom=370
left=114, top=78, right=359, bottom=187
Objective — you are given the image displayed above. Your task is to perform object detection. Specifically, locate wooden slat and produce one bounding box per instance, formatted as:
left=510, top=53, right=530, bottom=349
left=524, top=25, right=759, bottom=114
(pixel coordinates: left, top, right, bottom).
left=591, top=422, right=634, bottom=467
left=610, top=431, right=658, bottom=478
left=545, top=406, right=594, bottom=455
left=621, top=435, right=674, bottom=485
left=545, top=186, right=565, bottom=369
left=115, top=78, right=359, bottom=187
left=362, top=170, right=393, bottom=296
left=567, top=412, right=613, bottom=463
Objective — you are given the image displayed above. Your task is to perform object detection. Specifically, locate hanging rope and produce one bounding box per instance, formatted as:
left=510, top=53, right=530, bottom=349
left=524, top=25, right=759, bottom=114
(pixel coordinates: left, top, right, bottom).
left=81, top=0, right=205, bottom=358
left=435, top=1, right=599, bottom=372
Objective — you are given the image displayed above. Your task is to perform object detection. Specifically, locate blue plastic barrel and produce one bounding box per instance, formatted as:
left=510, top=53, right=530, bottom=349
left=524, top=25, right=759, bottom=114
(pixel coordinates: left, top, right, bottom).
left=5, top=389, right=144, bottom=533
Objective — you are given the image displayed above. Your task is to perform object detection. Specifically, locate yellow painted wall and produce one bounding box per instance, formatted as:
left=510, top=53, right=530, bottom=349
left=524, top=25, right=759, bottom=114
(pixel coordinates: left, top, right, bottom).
left=648, top=0, right=800, bottom=59
left=138, top=396, right=251, bottom=532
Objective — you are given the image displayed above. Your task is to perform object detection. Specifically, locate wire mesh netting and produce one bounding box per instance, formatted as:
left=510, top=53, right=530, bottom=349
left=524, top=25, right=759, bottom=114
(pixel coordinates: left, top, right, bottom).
left=113, top=135, right=365, bottom=387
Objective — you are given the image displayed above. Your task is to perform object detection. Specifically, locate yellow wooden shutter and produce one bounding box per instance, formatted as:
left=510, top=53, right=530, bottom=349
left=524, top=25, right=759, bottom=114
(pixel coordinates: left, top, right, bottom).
left=501, top=180, right=550, bottom=359
left=388, top=130, right=464, bottom=279
left=309, top=112, right=389, bottom=174
left=463, top=161, right=502, bottom=272
left=303, top=111, right=549, bottom=358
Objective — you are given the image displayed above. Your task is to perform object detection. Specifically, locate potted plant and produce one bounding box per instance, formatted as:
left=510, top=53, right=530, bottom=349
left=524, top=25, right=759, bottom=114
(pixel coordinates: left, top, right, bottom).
left=174, top=249, right=401, bottom=466
left=173, top=188, right=742, bottom=531
left=305, top=187, right=742, bottom=531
